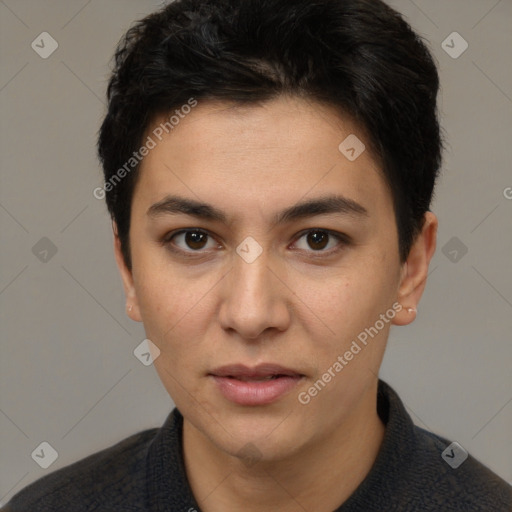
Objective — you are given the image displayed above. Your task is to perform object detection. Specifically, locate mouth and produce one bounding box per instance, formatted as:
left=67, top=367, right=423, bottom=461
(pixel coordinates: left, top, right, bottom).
left=209, top=363, right=305, bottom=406
left=224, top=374, right=288, bottom=381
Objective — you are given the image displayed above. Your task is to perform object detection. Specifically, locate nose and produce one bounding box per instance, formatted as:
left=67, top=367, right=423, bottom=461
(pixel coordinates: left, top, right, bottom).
left=218, top=251, right=291, bottom=340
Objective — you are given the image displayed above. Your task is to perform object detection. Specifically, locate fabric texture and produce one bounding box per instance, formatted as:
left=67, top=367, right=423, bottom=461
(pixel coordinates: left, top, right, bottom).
left=4, top=380, right=511, bottom=511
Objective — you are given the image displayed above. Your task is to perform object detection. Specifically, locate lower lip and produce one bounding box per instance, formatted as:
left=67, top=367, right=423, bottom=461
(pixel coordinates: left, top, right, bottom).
left=211, top=375, right=303, bottom=406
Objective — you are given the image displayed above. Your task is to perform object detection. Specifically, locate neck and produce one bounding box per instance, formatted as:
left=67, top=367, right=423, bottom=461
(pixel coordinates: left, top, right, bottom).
left=183, top=383, right=385, bottom=512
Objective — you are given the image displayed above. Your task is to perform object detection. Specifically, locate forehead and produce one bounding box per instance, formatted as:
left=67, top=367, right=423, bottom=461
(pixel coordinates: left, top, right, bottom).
left=145, top=97, right=371, bottom=160
left=134, top=97, right=392, bottom=221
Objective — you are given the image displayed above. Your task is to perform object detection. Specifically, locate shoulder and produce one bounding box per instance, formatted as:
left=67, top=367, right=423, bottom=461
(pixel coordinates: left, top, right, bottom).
left=406, top=426, right=512, bottom=511
left=3, top=427, right=158, bottom=512
left=366, top=381, right=512, bottom=511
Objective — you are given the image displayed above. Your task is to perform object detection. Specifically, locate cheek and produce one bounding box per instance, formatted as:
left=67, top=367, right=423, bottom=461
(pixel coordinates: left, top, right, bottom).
left=138, top=270, right=210, bottom=400
left=132, top=260, right=211, bottom=359
left=133, top=244, right=206, bottom=321
left=293, top=256, right=398, bottom=351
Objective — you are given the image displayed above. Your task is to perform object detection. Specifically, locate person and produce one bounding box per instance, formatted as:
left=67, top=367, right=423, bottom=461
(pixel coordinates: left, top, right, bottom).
left=5, top=0, right=511, bottom=510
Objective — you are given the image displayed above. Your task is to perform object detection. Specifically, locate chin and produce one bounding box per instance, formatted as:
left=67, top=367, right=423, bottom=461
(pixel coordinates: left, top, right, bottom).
left=210, top=409, right=308, bottom=462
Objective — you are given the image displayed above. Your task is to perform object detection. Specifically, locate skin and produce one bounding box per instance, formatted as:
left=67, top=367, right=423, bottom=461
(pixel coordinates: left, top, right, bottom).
left=114, top=96, right=437, bottom=512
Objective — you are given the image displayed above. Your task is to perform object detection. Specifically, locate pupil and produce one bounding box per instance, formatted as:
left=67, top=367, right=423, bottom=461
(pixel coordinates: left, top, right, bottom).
left=186, top=231, right=207, bottom=249
left=307, top=231, right=328, bottom=250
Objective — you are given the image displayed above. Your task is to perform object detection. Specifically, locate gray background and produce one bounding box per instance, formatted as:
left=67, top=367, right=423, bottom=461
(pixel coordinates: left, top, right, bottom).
left=1, top=0, right=511, bottom=504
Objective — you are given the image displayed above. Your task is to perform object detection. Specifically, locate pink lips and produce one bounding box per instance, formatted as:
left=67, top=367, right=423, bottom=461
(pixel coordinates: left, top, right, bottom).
left=209, top=364, right=304, bottom=406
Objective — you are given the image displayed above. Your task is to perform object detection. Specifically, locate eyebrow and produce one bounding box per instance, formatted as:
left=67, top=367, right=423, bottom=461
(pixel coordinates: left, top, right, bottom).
left=147, top=194, right=368, bottom=224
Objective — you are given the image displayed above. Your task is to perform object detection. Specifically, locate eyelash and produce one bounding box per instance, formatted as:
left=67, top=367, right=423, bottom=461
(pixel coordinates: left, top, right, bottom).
left=162, top=228, right=350, bottom=259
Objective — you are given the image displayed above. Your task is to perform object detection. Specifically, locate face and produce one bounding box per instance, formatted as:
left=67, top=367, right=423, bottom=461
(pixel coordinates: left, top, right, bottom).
left=116, top=96, right=429, bottom=462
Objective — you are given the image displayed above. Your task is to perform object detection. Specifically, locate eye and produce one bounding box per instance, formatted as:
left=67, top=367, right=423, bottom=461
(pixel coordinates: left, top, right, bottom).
left=165, top=229, right=219, bottom=252
left=293, top=229, right=347, bottom=253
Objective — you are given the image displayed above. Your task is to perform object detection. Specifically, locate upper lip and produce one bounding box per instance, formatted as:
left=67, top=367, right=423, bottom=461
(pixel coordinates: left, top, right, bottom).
left=209, top=363, right=303, bottom=378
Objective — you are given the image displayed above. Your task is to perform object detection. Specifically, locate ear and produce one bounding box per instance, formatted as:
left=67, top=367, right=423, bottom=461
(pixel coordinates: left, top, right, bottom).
left=113, top=222, right=142, bottom=322
left=392, top=212, right=438, bottom=326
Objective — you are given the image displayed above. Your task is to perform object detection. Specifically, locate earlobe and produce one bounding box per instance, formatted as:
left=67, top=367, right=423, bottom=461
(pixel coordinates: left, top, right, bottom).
left=112, top=223, right=142, bottom=322
left=392, top=212, right=438, bottom=326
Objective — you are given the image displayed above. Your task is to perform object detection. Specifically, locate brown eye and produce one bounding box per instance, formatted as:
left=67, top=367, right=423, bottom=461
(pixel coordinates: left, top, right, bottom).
left=184, top=230, right=208, bottom=250
left=167, top=230, right=217, bottom=252
left=293, top=229, right=348, bottom=255
left=306, top=230, right=329, bottom=250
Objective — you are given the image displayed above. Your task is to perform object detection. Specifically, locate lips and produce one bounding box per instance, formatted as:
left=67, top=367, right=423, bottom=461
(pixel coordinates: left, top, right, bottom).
left=210, top=363, right=302, bottom=379
left=209, top=364, right=304, bottom=406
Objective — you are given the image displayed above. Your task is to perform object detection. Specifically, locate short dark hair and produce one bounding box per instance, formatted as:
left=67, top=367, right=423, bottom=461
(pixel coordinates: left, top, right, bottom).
left=98, top=0, right=442, bottom=270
